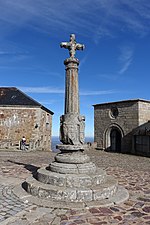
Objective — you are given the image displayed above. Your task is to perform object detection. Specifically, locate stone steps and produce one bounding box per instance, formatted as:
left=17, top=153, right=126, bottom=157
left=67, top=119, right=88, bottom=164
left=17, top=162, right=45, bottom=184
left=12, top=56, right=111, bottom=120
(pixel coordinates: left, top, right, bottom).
left=22, top=151, right=129, bottom=205
left=49, top=161, right=97, bottom=174
left=36, top=167, right=106, bottom=188
left=25, top=174, right=118, bottom=202
left=14, top=181, right=129, bottom=209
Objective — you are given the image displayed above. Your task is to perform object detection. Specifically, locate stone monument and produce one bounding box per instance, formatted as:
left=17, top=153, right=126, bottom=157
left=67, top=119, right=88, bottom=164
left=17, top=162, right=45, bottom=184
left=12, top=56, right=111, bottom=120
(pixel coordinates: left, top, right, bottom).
left=59, top=34, right=85, bottom=147
left=23, top=34, right=129, bottom=208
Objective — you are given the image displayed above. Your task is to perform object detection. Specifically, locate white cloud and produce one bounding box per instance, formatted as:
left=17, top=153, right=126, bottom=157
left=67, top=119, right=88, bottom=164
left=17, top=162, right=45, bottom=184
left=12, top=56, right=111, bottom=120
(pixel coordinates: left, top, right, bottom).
left=118, top=46, right=134, bottom=74
left=93, top=26, right=114, bottom=45
left=0, top=50, right=28, bottom=56
left=0, top=0, right=150, bottom=41
left=0, top=51, right=11, bottom=55
left=97, top=46, right=134, bottom=79
left=18, top=86, right=118, bottom=96
left=19, top=86, right=64, bottom=94
left=119, top=59, right=132, bottom=75
left=80, top=89, right=118, bottom=96
left=0, top=1, right=95, bottom=37
left=98, top=73, right=118, bottom=80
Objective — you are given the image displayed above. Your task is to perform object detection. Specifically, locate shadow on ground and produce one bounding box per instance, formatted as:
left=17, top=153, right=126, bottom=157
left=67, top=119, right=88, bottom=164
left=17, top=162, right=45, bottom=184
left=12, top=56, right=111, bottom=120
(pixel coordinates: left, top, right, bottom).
left=7, top=160, right=39, bottom=176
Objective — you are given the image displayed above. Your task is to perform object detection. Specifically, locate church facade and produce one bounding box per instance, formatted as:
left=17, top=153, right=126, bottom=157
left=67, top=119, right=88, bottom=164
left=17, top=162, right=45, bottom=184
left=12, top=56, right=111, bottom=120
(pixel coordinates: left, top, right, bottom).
left=93, top=99, right=150, bottom=156
left=0, top=87, right=54, bottom=151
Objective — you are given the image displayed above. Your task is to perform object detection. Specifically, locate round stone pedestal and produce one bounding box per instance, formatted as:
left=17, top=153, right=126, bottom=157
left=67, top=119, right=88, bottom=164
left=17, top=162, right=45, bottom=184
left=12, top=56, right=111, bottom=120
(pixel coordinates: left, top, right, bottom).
left=55, top=151, right=90, bottom=164
left=56, top=144, right=84, bottom=151
left=23, top=146, right=129, bottom=207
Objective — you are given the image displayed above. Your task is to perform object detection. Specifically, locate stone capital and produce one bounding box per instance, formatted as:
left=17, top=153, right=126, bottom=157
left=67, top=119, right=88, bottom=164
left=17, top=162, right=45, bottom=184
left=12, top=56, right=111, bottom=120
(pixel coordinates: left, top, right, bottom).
left=64, top=57, right=79, bottom=65
left=64, top=58, right=79, bottom=70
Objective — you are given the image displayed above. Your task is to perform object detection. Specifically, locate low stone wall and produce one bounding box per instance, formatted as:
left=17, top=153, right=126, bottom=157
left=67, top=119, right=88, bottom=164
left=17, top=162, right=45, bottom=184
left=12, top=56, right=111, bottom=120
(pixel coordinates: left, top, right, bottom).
left=84, top=142, right=97, bottom=151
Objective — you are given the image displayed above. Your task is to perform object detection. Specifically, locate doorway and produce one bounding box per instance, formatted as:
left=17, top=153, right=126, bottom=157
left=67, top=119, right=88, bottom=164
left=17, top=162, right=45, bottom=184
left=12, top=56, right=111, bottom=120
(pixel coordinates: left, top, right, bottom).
left=110, top=128, right=122, bottom=152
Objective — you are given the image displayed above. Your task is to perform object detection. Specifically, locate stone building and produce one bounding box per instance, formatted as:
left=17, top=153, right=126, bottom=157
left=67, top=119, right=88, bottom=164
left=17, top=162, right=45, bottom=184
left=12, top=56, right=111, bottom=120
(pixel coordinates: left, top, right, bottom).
left=93, top=99, right=150, bottom=156
left=0, top=87, right=54, bottom=151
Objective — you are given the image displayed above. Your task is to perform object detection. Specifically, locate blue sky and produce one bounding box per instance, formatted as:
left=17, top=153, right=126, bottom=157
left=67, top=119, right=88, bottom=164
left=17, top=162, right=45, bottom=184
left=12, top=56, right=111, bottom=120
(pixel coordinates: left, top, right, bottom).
left=0, top=0, right=150, bottom=137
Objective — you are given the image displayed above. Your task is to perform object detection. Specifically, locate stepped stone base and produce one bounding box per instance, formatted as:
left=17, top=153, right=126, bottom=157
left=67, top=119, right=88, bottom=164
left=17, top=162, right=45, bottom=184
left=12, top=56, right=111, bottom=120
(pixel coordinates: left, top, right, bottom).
left=37, top=167, right=106, bottom=187
left=23, top=149, right=129, bottom=207
left=25, top=174, right=118, bottom=202
left=13, top=184, right=129, bottom=209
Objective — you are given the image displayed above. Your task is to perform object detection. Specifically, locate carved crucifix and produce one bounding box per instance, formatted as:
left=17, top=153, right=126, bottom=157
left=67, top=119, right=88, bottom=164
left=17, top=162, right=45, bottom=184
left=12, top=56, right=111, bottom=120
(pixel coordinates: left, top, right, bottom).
left=60, top=34, right=85, bottom=58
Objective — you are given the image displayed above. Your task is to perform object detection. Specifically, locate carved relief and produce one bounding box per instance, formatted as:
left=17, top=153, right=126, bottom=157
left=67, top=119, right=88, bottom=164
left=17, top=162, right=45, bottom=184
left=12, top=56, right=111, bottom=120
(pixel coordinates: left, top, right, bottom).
left=60, top=114, right=85, bottom=145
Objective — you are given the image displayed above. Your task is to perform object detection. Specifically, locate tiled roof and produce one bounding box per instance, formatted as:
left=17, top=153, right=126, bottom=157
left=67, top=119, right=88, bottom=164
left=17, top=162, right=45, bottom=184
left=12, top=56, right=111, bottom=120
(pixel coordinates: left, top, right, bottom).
left=0, top=87, right=54, bottom=114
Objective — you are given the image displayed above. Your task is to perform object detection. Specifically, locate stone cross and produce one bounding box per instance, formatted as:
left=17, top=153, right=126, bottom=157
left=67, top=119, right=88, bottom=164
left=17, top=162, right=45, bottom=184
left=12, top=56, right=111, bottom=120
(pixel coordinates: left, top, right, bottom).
left=59, top=34, right=85, bottom=147
left=60, top=34, right=85, bottom=58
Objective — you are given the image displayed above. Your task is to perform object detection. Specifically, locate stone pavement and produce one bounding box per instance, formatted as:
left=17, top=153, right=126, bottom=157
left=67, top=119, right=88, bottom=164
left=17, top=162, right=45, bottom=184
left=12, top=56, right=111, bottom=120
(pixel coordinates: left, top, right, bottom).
left=0, top=149, right=150, bottom=224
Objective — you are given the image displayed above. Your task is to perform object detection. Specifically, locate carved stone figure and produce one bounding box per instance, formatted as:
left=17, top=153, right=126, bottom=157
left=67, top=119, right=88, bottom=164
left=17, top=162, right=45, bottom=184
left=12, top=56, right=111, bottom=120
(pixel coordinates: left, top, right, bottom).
left=60, top=114, right=85, bottom=145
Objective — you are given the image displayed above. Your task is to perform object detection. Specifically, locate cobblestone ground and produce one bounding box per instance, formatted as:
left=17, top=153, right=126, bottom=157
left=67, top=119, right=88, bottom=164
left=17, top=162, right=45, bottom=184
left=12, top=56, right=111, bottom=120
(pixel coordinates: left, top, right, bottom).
left=0, top=149, right=150, bottom=224
left=0, top=185, right=32, bottom=222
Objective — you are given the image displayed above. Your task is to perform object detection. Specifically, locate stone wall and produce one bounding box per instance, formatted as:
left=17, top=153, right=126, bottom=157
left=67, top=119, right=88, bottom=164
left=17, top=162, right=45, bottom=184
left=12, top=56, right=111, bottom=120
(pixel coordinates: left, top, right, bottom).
left=94, top=100, right=139, bottom=153
left=138, top=101, right=150, bottom=126
left=0, top=106, right=52, bottom=151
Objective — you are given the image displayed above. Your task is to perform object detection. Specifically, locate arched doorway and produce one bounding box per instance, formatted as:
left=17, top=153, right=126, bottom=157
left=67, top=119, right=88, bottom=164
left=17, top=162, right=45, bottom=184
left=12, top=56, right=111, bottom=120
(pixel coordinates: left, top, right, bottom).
left=105, top=124, right=124, bottom=152
left=110, top=128, right=122, bottom=152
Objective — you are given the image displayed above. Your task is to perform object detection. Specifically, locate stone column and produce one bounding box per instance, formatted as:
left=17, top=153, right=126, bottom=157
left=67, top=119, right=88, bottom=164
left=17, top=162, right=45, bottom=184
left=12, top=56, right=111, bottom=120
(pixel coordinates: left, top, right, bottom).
left=64, top=58, right=79, bottom=114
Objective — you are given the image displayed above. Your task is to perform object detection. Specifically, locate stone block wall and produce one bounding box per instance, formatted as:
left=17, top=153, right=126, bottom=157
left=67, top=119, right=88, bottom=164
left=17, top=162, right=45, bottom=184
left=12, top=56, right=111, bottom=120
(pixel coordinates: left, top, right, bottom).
left=0, top=106, right=52, bottom=151
left=94, top=100, right=139, bottom=153
left=138, top=101, right=150, bottom=126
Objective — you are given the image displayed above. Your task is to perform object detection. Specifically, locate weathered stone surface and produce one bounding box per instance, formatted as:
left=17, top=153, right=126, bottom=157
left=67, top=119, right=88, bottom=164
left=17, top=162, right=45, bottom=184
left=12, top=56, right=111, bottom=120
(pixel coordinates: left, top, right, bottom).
left=26, top=176, right=77, bottom=201
left=55, top=151, right=90, bottom=164
left=60, top=113, right=85, bottom=145
left=37, top=168, right=66, bottom=187
left=56, top=144, right=84, bottom=151
left=49, top=161, right=97, bottom=174
left=77, top=162, right=97, bottom=174
left=49, top=162, right=78, bottom=174
left=59, top=34, right=85, bottom=146
left=108, top=185, right=129, bottom=205
left=60, top=34, right=85, bottom=59
left=92, top=176, right=118, bottom=201
left=66, top=175, right=92, bottom=188
left=37, top=167, right=106, bottom=188
left=0, top=106, right=53, bottom=151
left=92, top=172, right=107, bottom=185
left=25, top=174, right=125, bottom=203
left=76, top=188, right=93, bottom=201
